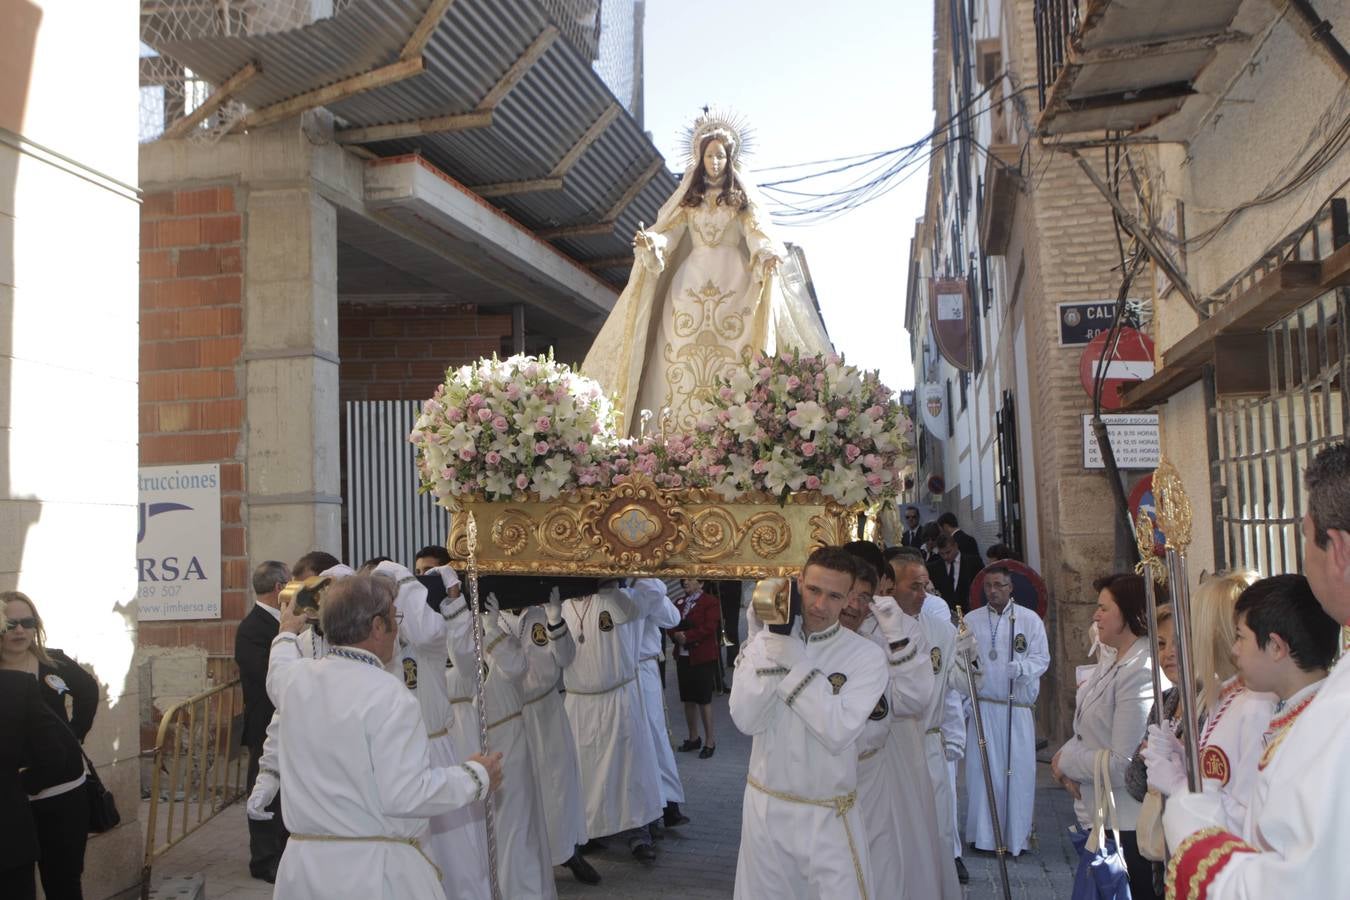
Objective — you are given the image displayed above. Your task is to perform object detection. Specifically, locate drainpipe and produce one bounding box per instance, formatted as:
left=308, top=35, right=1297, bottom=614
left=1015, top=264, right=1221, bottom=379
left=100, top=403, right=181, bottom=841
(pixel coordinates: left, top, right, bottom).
left=1282, top=0, right=1350, bottom=77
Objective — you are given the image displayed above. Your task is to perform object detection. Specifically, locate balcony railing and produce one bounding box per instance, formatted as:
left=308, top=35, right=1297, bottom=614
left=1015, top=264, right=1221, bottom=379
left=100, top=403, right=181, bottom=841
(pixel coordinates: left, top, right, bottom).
left=1034, top=0, right=1079, bottom=109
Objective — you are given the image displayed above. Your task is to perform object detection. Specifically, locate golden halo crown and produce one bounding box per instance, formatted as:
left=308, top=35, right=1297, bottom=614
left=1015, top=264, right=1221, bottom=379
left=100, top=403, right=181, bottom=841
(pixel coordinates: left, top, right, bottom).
left=681, top=107, right=754, bottom=167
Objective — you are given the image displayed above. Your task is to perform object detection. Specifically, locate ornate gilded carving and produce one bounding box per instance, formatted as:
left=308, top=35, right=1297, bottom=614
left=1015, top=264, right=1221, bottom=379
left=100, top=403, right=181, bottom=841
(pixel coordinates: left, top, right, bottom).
left=443, top=475, right=858, bottom=579
left=1152, top=458, right=1193, bottom=553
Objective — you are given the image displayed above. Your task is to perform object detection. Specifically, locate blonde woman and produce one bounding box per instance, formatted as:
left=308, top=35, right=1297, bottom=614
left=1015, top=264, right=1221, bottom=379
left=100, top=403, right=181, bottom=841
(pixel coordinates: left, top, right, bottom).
left=1143, top=571, right=1276, bottom=834
left=2, top=591, right=99, bottom=899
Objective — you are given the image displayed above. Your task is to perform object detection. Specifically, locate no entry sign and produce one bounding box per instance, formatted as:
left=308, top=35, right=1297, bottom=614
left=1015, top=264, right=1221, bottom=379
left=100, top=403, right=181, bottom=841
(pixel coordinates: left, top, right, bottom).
left=1078, top=327, right=1155, bottom=410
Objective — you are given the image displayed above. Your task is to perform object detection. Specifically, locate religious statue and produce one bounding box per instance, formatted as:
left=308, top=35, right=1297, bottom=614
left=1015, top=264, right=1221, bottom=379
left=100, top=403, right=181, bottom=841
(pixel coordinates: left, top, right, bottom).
left=582, top=110, right=833, bottom=435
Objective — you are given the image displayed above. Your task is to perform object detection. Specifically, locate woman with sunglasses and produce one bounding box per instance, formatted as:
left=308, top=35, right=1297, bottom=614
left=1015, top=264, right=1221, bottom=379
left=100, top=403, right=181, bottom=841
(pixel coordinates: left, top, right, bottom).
left=2, top=591, right=100, bottom=899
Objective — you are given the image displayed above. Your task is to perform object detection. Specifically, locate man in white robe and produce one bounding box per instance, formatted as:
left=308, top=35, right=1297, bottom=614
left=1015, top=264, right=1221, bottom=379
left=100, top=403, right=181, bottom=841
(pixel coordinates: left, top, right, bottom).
left=505, top=589, right=598, bottom=884
left=562, top=580, right=664, bottom=860
left=630, top=579, right=688, bottom=828
left=1162, top=442, right=1350, bottom=900
left=265, top=573, right=501, bottom=899
left=961, top=565, right=1049, bottom=856
left=445, top=591, right=556, bottom=900
left=842, top=556, right=953, bottom=900
left=730, top=547, right=888, bottom=900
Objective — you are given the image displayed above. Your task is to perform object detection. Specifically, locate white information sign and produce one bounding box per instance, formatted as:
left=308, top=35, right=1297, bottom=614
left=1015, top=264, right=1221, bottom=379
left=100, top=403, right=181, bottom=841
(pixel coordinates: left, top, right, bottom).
left=137, top=464, right=222, bottom=620
left=1082, top=414, right=1160, bottom=471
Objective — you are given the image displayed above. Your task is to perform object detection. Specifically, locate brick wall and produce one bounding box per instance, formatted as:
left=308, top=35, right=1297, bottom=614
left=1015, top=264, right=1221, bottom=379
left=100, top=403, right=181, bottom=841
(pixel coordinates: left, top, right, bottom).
left=138, top=185, right=247, bottom=656
left=338, top=302, right=514, bottom=403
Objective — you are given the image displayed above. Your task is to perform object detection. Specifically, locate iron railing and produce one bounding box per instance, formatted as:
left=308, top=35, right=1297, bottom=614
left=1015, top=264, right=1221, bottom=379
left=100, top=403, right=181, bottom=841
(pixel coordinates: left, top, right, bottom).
left=140, top=677, right=247, bottom=898
left=1034, top=0, right=1080, bottom=108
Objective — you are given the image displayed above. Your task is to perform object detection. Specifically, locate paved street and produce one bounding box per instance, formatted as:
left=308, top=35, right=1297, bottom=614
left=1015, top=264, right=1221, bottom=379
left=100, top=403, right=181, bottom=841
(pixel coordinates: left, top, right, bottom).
left=149, top=666, right=1079, bottom=899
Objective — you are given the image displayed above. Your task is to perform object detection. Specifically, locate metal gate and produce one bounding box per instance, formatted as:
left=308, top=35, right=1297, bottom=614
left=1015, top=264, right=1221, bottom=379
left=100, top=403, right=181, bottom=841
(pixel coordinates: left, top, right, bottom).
left=1212, top=289, right=1347, bottom=576
left=994, top=389, right=1025, bottom=559
left=343, top=400, right=450, bottom=567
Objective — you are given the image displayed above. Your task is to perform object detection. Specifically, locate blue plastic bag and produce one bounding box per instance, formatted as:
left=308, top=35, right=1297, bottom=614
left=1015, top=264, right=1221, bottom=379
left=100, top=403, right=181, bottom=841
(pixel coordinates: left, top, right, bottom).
left=1070, top=825, right=1132, bottom=900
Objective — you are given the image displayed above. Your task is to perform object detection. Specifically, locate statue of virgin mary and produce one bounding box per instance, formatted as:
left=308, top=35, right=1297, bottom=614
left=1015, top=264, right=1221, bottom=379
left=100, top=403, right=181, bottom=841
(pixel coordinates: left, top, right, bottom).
left=582, top=111, right=833, bottom=435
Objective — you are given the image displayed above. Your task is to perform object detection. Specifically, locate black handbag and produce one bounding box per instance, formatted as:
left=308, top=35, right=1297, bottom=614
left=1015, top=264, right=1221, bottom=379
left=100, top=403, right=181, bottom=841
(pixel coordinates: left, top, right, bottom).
left=80, top=747, right=120, bottom=833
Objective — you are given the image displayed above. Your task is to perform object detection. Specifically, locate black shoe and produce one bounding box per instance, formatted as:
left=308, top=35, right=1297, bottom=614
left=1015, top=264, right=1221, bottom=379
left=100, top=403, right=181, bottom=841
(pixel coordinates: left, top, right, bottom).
left=677, top=737, right=702, bottom=752
left=578, top=838, right=607, bottom=855
left=955, top=858, right=969, bottom=884
left=663, top=802, right=690, bottom=828
left=564, top=853, right=601, bottom=885
left=631, top=841, right=657, bottom=862
left=249, top=865, right=277, bottom=885
left=648, top=819, right=665, bottom=841
left=698, top=744, right=717, bottom=759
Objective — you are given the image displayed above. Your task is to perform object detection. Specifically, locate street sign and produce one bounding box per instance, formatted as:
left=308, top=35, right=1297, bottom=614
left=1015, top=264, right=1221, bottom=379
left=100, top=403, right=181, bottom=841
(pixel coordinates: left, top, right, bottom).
left=1082, top=414, right=1160, bottom=470
left=1078, top=326, right=1155, bottom=410
left=1057, top=300, right=1118, bottom=346
left=969, top=559, right=1049, bottom=618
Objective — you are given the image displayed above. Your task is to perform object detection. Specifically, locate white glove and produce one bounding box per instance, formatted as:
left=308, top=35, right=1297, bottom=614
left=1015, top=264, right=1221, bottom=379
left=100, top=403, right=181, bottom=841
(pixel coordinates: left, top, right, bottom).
left=1163, top=787, right=1226, bottom=850
left=247, top=771, right=279, bottom=821
left=373, top=559, right=413, bottom=581
left=869, top=595, right=909, bottom=644
left=954, top=624, right=978, bottom=660
left=428, top=564, right=461, bottom=594
left=1142, top=723, right=1187, bottom=797
left=484, top=591, right=500, bottom=620
left=761, top=632, right=804, bottom=670
left=943, top=741, right=964, bottom=763
left=545, top=587, right=563, bottom=626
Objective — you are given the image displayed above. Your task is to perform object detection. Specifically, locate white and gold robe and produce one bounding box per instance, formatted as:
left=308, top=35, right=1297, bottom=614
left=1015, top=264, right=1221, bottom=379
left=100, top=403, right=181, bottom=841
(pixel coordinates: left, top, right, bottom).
left=730, top=621, right=888, bottom=900
left=268, top=642, right=489, bottom=899
left=631, top=578, right=684, bottom=806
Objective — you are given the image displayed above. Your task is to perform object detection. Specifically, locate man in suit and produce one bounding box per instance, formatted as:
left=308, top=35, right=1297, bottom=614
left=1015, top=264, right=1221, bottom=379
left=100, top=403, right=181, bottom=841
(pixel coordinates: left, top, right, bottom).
left=937, top=512, right=981, bottom=562
left=900, top=506, right=925, bottom=548
left=234, top=559, right=291, bottom=883
left=1, top=665, right=82, bottom=900
left=926, top=534, right=981, bottom=613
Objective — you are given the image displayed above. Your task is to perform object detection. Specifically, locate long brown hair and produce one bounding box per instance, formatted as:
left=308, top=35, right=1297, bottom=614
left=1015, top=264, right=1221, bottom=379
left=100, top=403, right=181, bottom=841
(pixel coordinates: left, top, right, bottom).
left=2, top=590, right=53, bottom=665
left=681, top=133, right=748, bottom=211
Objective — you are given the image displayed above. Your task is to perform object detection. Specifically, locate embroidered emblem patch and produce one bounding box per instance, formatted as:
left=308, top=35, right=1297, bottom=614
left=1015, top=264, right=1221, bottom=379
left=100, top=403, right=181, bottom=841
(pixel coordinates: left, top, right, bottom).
left=1201, top=745, right=1231, bottom=785
left=1014, top=633, right=1028, bottom=655
left=930, top=646, right=943, bottom=674
left=531, top=622, right=548, bottom=647
left=598, top=610, right=614, bottom=632
left=827, top=672, right=848, bottom=694
left=869, top=694, right=889, bottom=721
left=402, top=657, right=418, bottom=690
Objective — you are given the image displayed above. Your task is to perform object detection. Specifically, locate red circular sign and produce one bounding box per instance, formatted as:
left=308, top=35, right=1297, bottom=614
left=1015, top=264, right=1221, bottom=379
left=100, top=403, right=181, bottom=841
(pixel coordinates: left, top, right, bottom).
left=1127, top=475, right=1166, bottom=558
left=1078, top=327, right=1155, bottom=410
left=968, top=559, right=1048, bottom=618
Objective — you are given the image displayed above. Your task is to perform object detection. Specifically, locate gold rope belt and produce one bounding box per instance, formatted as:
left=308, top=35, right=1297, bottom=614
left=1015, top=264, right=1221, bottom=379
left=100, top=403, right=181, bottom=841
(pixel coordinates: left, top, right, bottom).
left=564, top=674, right=636, bottom=697
left=446, top=698, right=523, bottom=732
left=746, top=776, right=868, bottom=900
left=640, top=654, right=660, bottom=664
left=924, top=726, right=942, bottom=736
left=426, top=725, right=449, bottom=740
left=978, top=697, right=1035, bottom=710
left=858, top=747, right=882, bottom=762
left=289, top=832, right=442, bottom=883
left=522, top=688, right=558, bottom=708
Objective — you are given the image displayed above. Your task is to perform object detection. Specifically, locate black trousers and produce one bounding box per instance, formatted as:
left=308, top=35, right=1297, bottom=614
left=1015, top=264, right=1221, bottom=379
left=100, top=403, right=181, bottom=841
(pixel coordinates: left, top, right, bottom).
left=31, top=784, right=88, bottom=900
left=245, top=744, right=289, bottom=878
left=1119, top=829, right=1161, bottom=900
left=0, top=862, right=36, bottom=900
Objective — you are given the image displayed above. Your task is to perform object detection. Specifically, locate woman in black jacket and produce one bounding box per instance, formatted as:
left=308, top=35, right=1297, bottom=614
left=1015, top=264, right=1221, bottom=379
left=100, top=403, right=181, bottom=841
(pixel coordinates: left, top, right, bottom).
left=2, top=591, right=98, bottom=900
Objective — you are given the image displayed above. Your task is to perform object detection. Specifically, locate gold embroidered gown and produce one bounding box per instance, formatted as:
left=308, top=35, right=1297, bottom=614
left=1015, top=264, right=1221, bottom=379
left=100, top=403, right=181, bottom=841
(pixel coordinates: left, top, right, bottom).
left=581, top=168, right=832, bottom=436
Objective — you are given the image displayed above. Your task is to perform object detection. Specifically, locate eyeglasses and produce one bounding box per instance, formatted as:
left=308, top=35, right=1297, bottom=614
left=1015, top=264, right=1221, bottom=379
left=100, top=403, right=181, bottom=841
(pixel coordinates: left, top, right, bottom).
left=5, top=617, right=37, bottom=630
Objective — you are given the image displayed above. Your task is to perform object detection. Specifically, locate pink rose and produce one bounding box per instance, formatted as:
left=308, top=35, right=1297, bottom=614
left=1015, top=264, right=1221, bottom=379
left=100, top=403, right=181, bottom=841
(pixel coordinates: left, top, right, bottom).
left=468, top=393, right=484, bottom=408
left=534, top=440, right=550, bottom=455
left=492, top=416, right=508, bottom=432
left=446, top=407, right=464, bottom=423
left=505, top=384, right=521, bottom=400
left=719, top=386, right=735, bottom=401
left=863, top=454, right=881, bottom=471
left=477, top=408, right=494, bottom=423
left=836, top=406, right=851, bottom=420
left=866, top=473, right=882, bottom=488
left=458, top=447, right=477, bottom=461
left=573, top=442, right=589, bottom=456
left=668, top=474, right=683, bottom=488
left=752, top=460, right=769, bottom=475
left=801, top=441, right=817, bottom=457
left=845, top=443, right=861, bottom=462
left=535, top=416, right=552, bottom=432
left=786, top=375, right=801, bottom=390
left=485, top=451, right=501, bottom=466
left=804, top=475, right=821, bottom=490
left=516, top=474, right=530, bottom=490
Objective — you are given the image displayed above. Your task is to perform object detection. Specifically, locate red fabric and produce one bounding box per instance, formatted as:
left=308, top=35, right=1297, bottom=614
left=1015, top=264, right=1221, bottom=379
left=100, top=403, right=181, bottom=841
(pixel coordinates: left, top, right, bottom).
left=1167, top=828, right=1257, bottom=900
left=669, top=591, right=721, bottom=665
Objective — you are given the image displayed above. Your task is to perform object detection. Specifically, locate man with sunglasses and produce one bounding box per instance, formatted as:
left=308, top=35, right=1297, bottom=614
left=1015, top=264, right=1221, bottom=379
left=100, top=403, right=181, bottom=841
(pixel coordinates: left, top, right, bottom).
left=901, top=506, right=925, bottom=549
left=264, top=573, right=502, bottom=899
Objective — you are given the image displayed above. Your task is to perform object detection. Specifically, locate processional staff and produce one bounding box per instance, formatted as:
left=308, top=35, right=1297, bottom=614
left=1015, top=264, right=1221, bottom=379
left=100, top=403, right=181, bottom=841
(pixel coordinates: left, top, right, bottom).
left=957, top=606, right=1013, bottom=900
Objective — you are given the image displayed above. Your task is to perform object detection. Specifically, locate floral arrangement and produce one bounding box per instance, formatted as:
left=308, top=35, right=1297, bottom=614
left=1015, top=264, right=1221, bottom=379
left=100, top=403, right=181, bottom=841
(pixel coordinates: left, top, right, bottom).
left=410, top=353, right=617, bottom=504
left=690, top=350, right=914, bottom=505
left=411, top=351, right=913, bottom=509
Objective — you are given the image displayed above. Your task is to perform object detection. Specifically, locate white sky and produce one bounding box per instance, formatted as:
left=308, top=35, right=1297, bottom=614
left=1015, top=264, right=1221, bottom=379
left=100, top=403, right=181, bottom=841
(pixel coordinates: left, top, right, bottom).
left=642, top=0, right=935, bottom=392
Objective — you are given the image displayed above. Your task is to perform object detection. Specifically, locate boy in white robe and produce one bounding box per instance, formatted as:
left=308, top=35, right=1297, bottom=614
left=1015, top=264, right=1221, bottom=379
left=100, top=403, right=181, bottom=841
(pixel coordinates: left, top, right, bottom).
left=730, top=547, right=888, bottom=900
left=562, top=580, right=664, bottom=860
left=266, top=573, right=501, bottom=899
left=630, top=579, right=688, bottom=828
left=506, top=590, right=598, bottom=883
